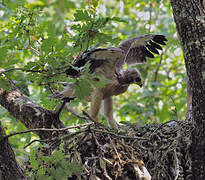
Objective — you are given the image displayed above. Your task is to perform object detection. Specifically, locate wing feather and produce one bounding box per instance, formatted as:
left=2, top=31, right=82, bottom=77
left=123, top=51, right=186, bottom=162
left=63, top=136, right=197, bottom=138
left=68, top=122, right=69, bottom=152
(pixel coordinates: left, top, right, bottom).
left=118, top=34, right=167, bottom=65
left=66, top=47, right=124, bottom=81
left=149, top=41, right=163, bottom=50
left=146, top=44, right=159, bottom=54
left=152, top=35, right=167, bottom=45
left=66, top=34, right=167, bottom=81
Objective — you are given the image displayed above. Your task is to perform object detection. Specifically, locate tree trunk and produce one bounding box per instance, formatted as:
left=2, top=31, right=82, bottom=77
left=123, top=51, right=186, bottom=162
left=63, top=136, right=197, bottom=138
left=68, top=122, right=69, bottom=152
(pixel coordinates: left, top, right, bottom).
left=171, top=0, right=205, bottom=179
left=0, top=122, right=26, bottom=180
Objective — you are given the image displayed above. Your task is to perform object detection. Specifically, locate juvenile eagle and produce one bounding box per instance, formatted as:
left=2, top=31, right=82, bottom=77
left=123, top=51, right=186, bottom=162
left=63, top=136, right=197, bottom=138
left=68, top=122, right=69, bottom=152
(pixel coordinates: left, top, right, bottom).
left=60, top=34, right=167, bottom=128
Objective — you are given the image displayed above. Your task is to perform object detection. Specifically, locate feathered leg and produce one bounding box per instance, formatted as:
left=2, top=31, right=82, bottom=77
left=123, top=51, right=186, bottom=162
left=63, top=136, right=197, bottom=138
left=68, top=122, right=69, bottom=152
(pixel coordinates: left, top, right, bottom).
left=90, top=89, right=103, bottom=122
left=103, top=96, right=118, bottom=129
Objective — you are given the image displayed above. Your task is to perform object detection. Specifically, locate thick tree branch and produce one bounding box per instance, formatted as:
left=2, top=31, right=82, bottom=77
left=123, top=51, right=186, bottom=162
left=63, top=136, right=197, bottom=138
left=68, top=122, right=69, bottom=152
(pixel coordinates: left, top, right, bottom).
left=0, top=88, right=65, bottom=139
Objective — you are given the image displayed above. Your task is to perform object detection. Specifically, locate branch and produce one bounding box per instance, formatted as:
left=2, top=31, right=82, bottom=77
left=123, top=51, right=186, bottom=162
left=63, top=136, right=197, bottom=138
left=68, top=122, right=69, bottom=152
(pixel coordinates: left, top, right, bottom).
left=0, top=68, right=23, bottom=76
left=82, top=110, right=110, bottom=130
left=0, top=88, right=65, bottom=139
left=2, top=123, right=94, bottom=140
left=153, top=47, right=168, bottom=82
left=92, top=129, right=148, bottom=140
left=170, top=96, right=179, bottom=120
left=0, top=67, right=47, bottom=76
left=65, top=105, right=87, bottom=120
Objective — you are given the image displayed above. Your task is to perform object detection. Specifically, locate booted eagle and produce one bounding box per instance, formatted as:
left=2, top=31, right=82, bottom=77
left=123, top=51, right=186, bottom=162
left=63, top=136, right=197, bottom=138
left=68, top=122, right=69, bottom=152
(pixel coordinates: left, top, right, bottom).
left=59, top=34, right=167, bottom=128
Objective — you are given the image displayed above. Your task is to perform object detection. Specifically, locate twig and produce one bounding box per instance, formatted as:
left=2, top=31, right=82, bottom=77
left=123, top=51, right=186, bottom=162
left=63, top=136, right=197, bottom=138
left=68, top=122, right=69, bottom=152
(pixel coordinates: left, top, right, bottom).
left=0, top=66, right=67, bottom=80
left=82, top=111, right=110, bottom=130
left=24, top=139, right=49, bottom=149
left=143, top=67, right=152, bottom=87
left=55, top=100, right=67, bottom=116
left=55, top=97, right=76, bottom=116
left=44, top=70, right=66, bottom=78
left=0, top=67, right=47, bottom=76
left=148, top=3, right=153, bottom=33
left=61, top=128, right=89, bottom=143
left=56, top=1, right=66, bottom=26
left=2, top=123, right=94, bottom=140
left=66, top=106, right=87, bottom=120
left=153, top=47, right=168, bottom=82
left=153, top=51, right=163, bottom=82
left=28, top=46, right=40, bottom=56
left=25, top=128, right=89, bottom=149
left=170, top=96, right=179, bottom=120
left=0, top=68, right=23, bottom=76
left=47, top=82, right=55, bottom=94
left=144, top=47, right=168, bottom=88
left=108, top=135, right=122, bottom=163
left=150, top=120, right=179, bottom=136
left=173, top=149, right=179, bottom=180
left=92, top=129, right=148, bottom=140
left=90, top=129, right=103, bottom=148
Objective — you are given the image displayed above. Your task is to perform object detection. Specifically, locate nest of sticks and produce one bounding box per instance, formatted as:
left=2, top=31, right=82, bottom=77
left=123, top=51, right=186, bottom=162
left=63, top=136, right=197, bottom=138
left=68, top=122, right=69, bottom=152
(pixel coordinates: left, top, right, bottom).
left=47, top=117, right=193, bottom=180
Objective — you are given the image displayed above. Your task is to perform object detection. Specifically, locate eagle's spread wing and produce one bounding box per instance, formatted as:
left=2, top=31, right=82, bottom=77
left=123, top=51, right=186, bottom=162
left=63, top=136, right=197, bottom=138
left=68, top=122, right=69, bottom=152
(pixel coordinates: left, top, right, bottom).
left=117, top=34, right=167, bottom=67
left=66, top=47, right=124, bottom=82
left=66, top=34, right=167, bottom=81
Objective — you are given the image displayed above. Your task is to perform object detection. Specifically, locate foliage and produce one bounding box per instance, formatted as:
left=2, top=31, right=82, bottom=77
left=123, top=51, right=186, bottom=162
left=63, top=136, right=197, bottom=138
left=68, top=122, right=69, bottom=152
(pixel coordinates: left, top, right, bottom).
left=28, top=146, right=82, bottom=179
left=0, top=0, right=185, bottom=178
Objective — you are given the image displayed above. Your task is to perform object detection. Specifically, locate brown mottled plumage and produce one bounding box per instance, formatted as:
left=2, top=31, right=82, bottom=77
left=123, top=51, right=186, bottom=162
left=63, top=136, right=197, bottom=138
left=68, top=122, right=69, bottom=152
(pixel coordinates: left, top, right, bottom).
left=63, top=34, right=167, bottom=128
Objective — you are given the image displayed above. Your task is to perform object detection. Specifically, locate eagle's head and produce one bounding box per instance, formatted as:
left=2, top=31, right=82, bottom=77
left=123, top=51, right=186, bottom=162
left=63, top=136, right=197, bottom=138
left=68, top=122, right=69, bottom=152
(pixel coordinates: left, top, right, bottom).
left=120, top=69, right=143, bottom=87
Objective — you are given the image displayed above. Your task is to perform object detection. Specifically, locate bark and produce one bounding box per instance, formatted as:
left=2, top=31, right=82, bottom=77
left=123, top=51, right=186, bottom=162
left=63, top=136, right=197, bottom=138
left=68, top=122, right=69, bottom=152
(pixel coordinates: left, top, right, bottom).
left=0, top=122, right=26, bottom=180
left=171, top=0, right=205, bottom=179
left=186, top=77, right=192, bottom=119
left=0, top=87, right=65, bottom=139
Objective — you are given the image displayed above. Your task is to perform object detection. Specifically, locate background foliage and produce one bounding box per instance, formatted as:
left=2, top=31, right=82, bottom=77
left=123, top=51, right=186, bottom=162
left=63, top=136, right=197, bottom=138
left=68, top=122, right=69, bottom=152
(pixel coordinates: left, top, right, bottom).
left=0, top=0, right=185, bottom=178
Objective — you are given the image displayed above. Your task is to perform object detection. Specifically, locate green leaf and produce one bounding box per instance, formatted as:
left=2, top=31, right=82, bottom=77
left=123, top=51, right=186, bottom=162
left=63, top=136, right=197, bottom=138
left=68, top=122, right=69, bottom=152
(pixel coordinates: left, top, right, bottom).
left=30, top=150, right=39, bottom=171
left=74, top=79, right=93, bottom=99
left=27, top=0, right=45, bottom=7
left=73, top=10, right=91, bottom=21
left=37, top=175, right=52, bottom=180
left=47, top=22, right=56, bottom=37
left=41, top=37, right=55, bottom=55
left=68, top=161, right=83, bottom=176
left=110, top=16, right=127, bottom=23
left=54, top=166, right=67, bottom=179
left=56, top=39, right=67, bottom=51
left=0, top=77, right=12, bottom=90
left=37, top=168, right=46, bottom=176
left=51, top=150, right=65, bottom=163
left=0, top=46, right=8, bottom=61
left=24, top=62, right=41, bottom=71
left=63, top=1, right=76, bottom=10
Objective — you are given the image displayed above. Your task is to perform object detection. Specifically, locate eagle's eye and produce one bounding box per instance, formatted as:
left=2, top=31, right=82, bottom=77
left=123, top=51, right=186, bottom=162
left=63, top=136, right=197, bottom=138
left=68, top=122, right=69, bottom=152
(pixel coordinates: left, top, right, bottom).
left=135, top=77, right=141, bottom=82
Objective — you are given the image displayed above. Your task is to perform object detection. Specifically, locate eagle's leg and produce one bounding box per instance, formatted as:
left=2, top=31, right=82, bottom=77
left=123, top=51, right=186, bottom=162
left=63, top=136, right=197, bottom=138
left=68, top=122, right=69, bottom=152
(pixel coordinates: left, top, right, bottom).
left=103, top=96, right=118, bottom=129
left=90, top=89, right=103, bottom=122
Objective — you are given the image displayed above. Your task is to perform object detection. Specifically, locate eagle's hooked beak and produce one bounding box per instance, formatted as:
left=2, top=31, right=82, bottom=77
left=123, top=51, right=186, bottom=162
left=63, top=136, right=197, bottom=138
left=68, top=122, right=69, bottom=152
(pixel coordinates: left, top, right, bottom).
left=136, top=81, right=143, bottom=87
